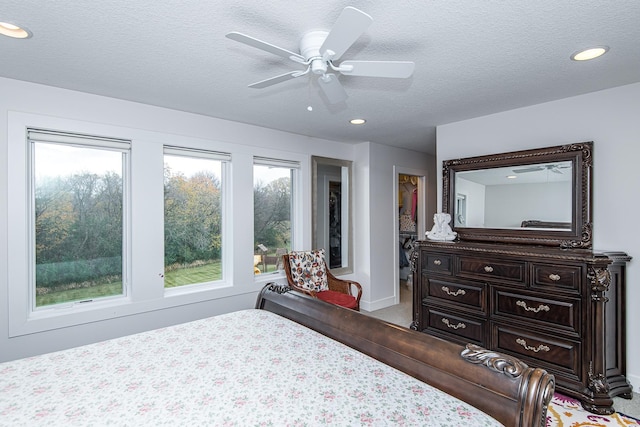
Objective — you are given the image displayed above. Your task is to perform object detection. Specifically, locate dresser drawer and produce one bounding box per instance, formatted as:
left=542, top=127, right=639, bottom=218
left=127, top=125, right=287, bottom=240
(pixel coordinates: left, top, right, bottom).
left=458, top=256, right=526, bottom=284
left=422, top=252, right=453, bottom=275
left=427, top=278, right=486, bottom=311
left=532, top=263, right=582, bottom=292
left=422, top=306, right=485, bottom=345
left=493, top=289, right=579, bottom=334
left=492, top=323, right=580, bottom=377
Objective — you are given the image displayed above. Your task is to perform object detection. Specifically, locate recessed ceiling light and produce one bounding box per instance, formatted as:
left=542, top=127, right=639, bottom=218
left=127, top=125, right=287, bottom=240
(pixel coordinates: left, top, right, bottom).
left=506, top=175, right=517, bottom=179
left=570, top=46, right=608, bottom=61
left=349, top=118, right=366, bottom=125
left=0, top=22, right=32, bottom=39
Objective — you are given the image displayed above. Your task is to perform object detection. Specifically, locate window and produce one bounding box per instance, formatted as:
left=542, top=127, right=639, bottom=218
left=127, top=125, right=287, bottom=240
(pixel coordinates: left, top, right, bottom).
left=253, top=157, right=299, bottom=275
left=28, top=129, right=130, bottom=308
left=9, top=112, right=308, bottom=338
left=163, top=147, right=228, bottom=288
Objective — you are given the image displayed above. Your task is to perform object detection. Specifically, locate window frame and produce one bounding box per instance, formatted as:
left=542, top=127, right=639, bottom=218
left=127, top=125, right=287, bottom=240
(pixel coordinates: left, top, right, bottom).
left=252, top=156, right=302, bottom=283
left=8, top=115, right=140, bottom=336
left=162, top=146, right=231, bottom=294
left=28, top=129, right=132, bottom=310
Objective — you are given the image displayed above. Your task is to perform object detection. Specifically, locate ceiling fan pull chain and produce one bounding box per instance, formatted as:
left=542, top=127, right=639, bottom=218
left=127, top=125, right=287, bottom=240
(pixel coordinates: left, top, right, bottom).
left=307, top=74, right=313, bottom=112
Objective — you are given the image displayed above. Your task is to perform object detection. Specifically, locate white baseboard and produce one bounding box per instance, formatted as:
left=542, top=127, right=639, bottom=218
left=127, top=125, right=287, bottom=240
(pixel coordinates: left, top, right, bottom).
left=627, top=373, right=639, bottom=392
left=361, top=295, right=397, bottom=313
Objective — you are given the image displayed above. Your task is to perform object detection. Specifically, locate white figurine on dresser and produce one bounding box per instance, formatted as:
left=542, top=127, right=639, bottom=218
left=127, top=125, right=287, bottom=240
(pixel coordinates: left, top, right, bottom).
left=426, top=213, right=457, bottom=241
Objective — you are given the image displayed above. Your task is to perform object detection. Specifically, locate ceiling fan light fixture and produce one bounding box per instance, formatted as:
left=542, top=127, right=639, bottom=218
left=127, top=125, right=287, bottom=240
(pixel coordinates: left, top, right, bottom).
left=0, top=21, right=32, bottom=39
left=350, top=118, right=366, bottom=125
left=570, top=46, right=608, bottom=61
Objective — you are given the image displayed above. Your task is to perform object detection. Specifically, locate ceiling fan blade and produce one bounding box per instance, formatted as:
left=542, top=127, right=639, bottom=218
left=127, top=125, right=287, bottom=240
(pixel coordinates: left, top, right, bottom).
left=320, top=6, right=373, bottom=61
left=318, top=73, right=348, bottom=104
left=248, top=71, right=302, bottom=89
left=226, top=32, right=304, bottom=62
left=513, top=166, right=544, bottom=173
left=339, top=60, right=415, bottom=78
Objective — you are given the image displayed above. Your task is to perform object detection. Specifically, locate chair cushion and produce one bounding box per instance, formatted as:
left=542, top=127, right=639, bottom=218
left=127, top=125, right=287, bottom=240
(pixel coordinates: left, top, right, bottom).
left=317, top=290, right=358, bottom=309
left=288, top=249, right=329, bottom=292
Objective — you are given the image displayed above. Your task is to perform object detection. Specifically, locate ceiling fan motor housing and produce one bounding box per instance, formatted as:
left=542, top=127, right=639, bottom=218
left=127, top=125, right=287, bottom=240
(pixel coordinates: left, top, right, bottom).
left=300, top=30, right=329, bottom=74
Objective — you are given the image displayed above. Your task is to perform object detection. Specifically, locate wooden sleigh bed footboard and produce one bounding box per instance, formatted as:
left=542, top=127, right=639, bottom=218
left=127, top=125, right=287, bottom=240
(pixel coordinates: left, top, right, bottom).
left=257, top=284, right=555, bottom=427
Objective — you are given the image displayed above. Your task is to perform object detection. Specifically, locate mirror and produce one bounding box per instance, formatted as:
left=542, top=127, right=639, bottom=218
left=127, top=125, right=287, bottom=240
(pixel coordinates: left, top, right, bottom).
left=454, top=160, right=573, bottom=229
left=312, top=156, right=353, bottom=274
left=443, top=142, right=592, bottom=248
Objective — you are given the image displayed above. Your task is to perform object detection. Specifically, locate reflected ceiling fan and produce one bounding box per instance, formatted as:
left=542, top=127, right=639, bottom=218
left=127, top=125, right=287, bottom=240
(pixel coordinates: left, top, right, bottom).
left=225, top=6, right=415, bottom=104
left=513, top=164, right=570, bottom=174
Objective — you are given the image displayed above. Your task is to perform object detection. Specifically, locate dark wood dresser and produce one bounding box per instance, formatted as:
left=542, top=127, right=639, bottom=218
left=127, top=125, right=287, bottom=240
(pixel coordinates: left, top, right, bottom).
left=411, top=240, right=632, bottom=414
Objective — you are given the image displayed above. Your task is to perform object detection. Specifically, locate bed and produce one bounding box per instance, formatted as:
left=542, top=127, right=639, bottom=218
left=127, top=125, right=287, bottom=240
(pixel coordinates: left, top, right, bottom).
left=0, top=284, right=554, bottom=426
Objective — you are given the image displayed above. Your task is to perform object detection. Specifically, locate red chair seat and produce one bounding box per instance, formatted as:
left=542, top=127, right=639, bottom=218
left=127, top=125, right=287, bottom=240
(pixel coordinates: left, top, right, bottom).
left=317, top=290, right=358, bottom=310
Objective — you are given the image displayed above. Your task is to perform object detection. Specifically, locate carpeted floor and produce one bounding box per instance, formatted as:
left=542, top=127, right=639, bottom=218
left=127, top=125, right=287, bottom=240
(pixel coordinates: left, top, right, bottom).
left=365, top=282, right=414, bottom=327
left=366, top=284, right=640, bottom=422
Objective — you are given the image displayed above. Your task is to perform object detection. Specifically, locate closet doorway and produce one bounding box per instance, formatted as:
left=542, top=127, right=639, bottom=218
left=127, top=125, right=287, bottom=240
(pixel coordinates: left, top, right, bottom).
left=395, top=168, right=426, bottom=307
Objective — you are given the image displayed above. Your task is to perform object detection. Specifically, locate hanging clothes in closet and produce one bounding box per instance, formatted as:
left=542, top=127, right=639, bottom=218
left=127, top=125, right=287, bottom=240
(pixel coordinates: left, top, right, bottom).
left=399, top=175, right=417, bottom=233
left=399, top=174, right=418, bottom=287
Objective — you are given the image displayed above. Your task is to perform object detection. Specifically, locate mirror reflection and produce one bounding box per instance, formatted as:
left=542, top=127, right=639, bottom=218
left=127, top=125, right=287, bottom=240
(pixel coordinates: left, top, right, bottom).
left=454, top=161, right=572, bottom=230
left=312, top=156, right=352, bottom=274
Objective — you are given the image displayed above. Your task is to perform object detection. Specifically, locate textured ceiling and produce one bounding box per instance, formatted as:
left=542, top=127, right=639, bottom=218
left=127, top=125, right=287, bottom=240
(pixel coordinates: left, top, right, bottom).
left=2, top=1, right=640, bottom=154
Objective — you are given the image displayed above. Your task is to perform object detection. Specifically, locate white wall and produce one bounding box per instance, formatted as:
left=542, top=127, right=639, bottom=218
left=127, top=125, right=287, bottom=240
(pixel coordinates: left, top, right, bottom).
left=354, top=142, right=434, bottom=310
left=437, top=82, right=640, bottom=390
left=455, top=178, right=486, bottom=227
left=0, top=77, right=432, bottom=361
left=485, top=182, right=571, bottom=227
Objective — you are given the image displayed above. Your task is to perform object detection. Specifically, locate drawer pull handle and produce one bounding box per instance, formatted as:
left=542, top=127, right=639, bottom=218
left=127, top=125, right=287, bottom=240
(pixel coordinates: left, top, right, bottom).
left=548, top=273, right=561, bottom=281
left=483, top=265, right=494, bottom=273
left=516, top=338, right=550, bottom=353
left=516, top=300, right=550, bottom=313
left=433, top=259, right=442, bottom=266
left=442, top=318, right=466, bottom=330
left=441, top=286, right=466, bottom=297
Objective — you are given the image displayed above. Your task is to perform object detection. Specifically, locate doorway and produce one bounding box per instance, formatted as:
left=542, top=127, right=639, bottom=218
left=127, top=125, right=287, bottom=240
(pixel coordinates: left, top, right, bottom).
left=395, top=169, right=426, bottom=307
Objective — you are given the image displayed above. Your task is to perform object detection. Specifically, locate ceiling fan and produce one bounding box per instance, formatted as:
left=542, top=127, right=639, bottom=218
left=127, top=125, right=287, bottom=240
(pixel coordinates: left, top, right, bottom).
left=225, top=6, right=415, bottom=104
left=513, top=164, right=570, bottom=174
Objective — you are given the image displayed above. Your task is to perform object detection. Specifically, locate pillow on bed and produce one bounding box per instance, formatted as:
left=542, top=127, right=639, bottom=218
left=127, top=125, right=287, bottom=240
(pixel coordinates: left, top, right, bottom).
left=288, top=249, right=329, bottom=292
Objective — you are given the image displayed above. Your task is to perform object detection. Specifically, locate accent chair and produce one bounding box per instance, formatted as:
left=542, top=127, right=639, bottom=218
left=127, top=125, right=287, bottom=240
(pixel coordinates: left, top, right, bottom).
left=283, top=249, right=362, bottom=311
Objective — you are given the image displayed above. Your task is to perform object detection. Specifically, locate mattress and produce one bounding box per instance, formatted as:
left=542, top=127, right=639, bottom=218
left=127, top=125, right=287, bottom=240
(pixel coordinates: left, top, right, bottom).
left=0, top=309, right=502, bottom=426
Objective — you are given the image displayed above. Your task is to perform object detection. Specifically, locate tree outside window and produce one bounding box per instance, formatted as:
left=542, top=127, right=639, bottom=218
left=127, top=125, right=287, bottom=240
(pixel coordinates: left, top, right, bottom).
left=33, top=142, right=126, bottom=307
left=253, top=162, right=294, bottom=274
left=164, top=151, right=225, bottom=287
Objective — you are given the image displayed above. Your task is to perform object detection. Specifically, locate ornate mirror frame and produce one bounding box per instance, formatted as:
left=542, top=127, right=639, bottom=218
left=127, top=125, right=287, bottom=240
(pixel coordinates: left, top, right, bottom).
left=443, top=142, right=593, bottom=248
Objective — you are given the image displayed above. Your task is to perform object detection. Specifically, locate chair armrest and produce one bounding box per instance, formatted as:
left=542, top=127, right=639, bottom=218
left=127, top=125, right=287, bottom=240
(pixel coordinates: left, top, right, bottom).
left=327, top=275, right=363, bottom=305
left=348, top=280, right=363, bottom=305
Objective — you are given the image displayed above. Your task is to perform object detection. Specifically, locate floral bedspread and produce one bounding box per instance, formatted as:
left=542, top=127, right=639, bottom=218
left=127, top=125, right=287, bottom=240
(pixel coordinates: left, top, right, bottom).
left=0, top=309, right=502, bottom=426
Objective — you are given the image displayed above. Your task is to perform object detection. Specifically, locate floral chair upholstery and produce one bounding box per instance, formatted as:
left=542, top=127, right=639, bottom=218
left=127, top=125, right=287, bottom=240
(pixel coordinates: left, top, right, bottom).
left=283, top=249, right=362, bottom=311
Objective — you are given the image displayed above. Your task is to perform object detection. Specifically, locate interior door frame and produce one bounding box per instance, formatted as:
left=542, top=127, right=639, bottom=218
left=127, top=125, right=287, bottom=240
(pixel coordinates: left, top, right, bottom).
left=393, top=166, right=427, bottom=305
